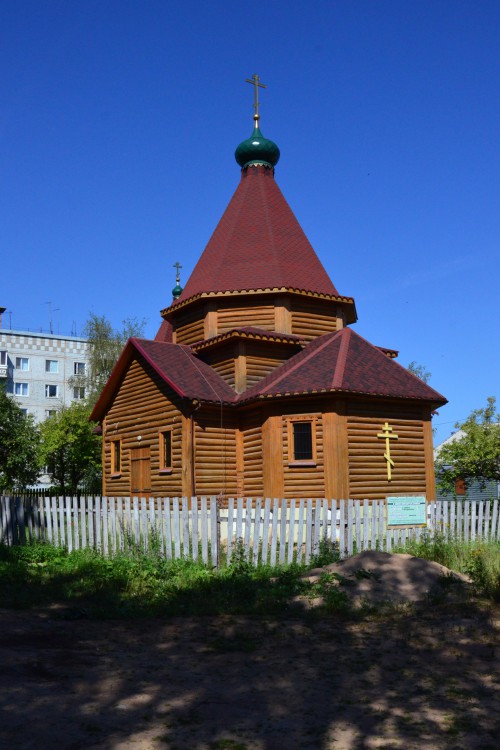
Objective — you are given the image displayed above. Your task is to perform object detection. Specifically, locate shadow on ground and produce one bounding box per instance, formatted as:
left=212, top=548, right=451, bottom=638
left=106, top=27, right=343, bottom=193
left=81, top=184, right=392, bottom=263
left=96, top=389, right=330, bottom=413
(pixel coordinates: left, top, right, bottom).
left=0, top=583, right=498, bottom=749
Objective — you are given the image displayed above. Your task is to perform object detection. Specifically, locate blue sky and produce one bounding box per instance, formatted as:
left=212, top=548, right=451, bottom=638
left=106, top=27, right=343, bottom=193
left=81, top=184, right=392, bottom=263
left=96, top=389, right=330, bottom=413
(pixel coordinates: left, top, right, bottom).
left=1, top=0, right=499, bottom=445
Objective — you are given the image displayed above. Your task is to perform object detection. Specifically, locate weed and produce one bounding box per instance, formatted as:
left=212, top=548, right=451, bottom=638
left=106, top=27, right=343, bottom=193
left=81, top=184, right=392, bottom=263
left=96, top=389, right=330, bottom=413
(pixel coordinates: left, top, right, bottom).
left=227, top=538, right=252, bottom=576
left=312, top=537, right=340, bottom=566
left=3, top=531, right=498, bottom=618
left=395, top=533, right=500, bottom=600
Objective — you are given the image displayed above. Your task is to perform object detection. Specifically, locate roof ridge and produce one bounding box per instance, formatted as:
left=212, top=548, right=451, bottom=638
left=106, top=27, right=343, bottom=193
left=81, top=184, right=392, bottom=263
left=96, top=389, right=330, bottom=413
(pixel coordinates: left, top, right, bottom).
left=175, top=168, right=341, bottom=302
left=343, top=329, right=447, bottom=401
left=331, top=328, right=351, bottom=388
left=259, top=167, right=281, bottom=284
left=131, top=338, right=188, bottom=399
left=256, top=330, right=342, bottom=396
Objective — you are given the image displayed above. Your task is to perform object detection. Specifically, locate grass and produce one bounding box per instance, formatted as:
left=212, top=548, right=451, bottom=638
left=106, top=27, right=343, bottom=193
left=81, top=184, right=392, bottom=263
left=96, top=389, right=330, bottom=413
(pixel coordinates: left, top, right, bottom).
left=393, top=532, right=500, bottom=601
left=0, top=532, right=498, bottom=618
left=0, top=540, right=325, bottom=618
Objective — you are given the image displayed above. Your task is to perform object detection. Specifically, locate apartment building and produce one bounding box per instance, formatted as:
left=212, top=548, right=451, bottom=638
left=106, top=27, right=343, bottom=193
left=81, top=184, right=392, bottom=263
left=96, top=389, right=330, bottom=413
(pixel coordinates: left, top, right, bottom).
left=0, top=326, right=89, bottom=423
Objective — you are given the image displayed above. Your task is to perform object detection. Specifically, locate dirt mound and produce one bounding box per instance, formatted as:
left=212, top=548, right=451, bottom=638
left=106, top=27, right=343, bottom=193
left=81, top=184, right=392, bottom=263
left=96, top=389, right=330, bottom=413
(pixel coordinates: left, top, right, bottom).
left=302, top=550, right=470, bottom=606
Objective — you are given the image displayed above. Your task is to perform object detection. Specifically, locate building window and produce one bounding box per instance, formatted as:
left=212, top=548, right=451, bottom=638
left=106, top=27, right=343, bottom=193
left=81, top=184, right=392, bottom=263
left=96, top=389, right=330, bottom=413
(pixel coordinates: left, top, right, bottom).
left=111, top=439, right=121, bottom=475
left=15, top=357, right=29, bottom=371
left=0, top=351, right=6, bottom=366
left=20, top=408, right=28, bottom=415
left=73, top=387, right=86, bottom=400
left=159, top=429, right=173, bottom=472
left=15, top=382, right=29, bottom=397
left=74, top=362, right=86, bottom=375
left=45, top=384, right=59, bottom=398
left=45, top=410, right=57, bottom=418
left=286, top=416, right=317, bottom=465
left=45, top=359, right=59, bottom=373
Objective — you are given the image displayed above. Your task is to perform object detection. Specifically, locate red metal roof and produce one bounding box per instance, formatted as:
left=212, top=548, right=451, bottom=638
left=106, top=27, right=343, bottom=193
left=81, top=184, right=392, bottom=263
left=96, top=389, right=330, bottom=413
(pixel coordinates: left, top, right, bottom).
left=237, top=328, right=447, bottom=405
left=176, top=166, right=340, bottom=302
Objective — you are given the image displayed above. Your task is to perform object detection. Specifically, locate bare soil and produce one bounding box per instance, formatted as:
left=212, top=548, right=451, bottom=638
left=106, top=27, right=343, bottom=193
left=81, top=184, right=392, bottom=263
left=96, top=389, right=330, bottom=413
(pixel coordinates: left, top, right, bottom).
left=1, top=552, right=499, bottom=750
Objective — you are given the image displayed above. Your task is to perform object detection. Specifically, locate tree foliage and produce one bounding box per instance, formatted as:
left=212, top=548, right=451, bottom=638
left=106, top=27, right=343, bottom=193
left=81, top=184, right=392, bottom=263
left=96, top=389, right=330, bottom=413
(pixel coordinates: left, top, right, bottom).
left=0, top=385, right=40, bottom=491
left=72, top=313, right=146, bottom=406
left=407, top=361, right=431, bottom=383
left=435, top=397, right=500, bottom=494
left=39, top=403, right=102, bottom=495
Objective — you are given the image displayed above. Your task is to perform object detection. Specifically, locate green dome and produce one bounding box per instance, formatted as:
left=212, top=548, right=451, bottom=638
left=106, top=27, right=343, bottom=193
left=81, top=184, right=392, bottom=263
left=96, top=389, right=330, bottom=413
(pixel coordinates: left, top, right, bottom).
left=235, top=124, right=280, bottom=169
left=172, top=283, right=183, bottom=300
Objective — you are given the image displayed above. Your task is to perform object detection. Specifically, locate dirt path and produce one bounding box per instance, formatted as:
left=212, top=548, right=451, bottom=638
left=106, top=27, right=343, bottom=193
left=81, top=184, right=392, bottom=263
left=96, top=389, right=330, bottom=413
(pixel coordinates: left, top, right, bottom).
left=0, top=598, right=498, bottom=750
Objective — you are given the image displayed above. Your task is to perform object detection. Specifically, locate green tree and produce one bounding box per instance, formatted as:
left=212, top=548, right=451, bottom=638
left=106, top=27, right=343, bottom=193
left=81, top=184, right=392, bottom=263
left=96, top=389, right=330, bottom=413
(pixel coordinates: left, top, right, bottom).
left=0, top=385, right=40, bottom=491
left=435, top=397, right=500, bottom=494
left=39, top=403, right=102, bottom=496
left=72, top=313, right=146, bottom=406
left=407, top=361, right=431, bottom=383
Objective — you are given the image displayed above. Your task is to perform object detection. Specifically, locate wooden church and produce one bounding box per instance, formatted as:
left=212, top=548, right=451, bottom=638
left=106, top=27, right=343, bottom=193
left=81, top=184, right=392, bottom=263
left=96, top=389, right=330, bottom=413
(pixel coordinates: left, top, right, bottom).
left=91, top=81, right=447, bottom=501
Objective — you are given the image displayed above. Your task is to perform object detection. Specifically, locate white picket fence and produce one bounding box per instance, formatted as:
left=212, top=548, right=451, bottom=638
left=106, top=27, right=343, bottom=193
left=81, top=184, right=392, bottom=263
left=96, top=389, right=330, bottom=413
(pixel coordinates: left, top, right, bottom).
left=1, top=496, right=499, bottom=567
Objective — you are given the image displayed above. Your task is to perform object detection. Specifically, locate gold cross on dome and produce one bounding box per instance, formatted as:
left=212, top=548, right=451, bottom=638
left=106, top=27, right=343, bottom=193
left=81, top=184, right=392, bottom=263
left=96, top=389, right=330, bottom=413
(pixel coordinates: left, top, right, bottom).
left=245, top=74, right=266, bottom=119
left=377, top=422, right=399, bottom=481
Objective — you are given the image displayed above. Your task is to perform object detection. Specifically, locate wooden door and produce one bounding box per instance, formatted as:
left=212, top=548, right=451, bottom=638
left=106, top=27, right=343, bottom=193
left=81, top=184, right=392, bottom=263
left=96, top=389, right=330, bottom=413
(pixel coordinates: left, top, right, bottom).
left=130, top=446, right=151, bottom=493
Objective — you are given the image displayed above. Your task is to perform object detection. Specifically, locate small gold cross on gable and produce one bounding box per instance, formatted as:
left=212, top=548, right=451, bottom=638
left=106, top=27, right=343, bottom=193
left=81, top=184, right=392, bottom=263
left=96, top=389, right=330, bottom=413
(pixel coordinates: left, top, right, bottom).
left=245, top=74, right=266, bottom=120
left=377, top=422, right=399, bottom=481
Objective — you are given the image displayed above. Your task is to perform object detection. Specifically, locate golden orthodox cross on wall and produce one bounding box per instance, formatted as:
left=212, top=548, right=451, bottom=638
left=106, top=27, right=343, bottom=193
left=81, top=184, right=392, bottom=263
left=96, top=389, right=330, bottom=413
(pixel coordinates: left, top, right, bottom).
left=245, top=74, right=266, bottom=119
left=377, top=422, right=399, bottom=481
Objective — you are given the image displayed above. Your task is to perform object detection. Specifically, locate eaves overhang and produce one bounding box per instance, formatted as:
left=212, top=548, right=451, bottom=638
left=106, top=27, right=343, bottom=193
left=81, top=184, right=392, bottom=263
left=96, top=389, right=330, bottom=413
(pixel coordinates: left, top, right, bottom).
left=236, top=388, right=447, bottom=410
left=161, top=287, right=358, bottom=324
left=191, top=327, right=305, bottom=353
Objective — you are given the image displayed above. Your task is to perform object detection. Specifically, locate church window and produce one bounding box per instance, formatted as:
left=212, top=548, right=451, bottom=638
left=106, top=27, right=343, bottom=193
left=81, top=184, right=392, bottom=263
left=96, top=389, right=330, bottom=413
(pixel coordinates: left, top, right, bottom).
left=111, top=439, right=121, bottom=475
left=287, top=416, right=317, bottom=465
left=159, top=429, right=173, bottom=472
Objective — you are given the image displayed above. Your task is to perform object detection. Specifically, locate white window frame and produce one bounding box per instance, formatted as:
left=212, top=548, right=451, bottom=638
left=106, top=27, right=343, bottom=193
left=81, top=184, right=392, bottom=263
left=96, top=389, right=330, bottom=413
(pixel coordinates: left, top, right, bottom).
left=73, top=386, right=86, bottom=400
left=15, top=357, right=29, bottom=371
left=45, top=359, right=59, bottom=374
left=45, top=384, right=59, bottom=398
left=15, top=382, right=29, bottom=397
left=73, top=361, right=86, bottom=375
left=0, top=351, right=6, bottom=366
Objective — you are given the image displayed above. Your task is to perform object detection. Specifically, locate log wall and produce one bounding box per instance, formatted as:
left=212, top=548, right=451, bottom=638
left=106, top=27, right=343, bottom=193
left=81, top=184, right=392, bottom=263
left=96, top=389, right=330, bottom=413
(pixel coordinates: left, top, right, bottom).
left=241, top=409, right=264, bottom=497
left=173, top=308, right=205, bottom=345
left=245, top=341, right=297, bottom=388
left=199, top=350, right=236, bottom=389
left=103, top=358, right=184, bottom=497
left=282, top=411, right=325, bottom=499
left=217, top=303, right=275, bottom=333
left=290, top=300, right=339, bottom=341
left=194, top=407, right=238, bottom=496
left=346, top=401, right=427, bottom=500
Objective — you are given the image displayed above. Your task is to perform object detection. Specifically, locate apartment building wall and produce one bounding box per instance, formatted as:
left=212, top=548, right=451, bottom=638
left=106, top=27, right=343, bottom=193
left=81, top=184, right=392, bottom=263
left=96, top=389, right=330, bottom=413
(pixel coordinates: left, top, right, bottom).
left=0, top=329, right=89, bottom=423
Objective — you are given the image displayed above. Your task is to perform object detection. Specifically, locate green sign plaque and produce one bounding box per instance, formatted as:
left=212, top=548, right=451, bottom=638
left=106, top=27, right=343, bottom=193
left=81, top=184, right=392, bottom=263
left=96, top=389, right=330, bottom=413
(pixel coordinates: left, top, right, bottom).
left=387, top=495, right=427, bottom=527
